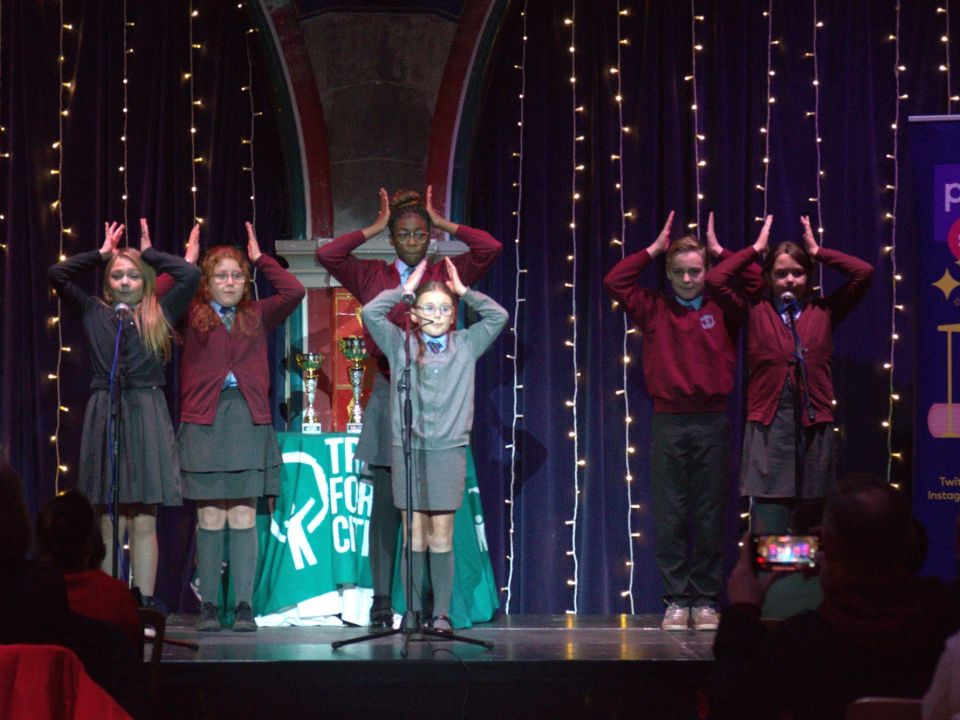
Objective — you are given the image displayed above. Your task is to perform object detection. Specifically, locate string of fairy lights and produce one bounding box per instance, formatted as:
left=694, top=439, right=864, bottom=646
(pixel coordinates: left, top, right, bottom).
left=940, top=4, right=957, bottom=113
left=564, top=3, right=582, bottom=614
left=51, top=2, right=74, bottom=492
left=188, top=2, right=200, bottom=225
left=612, top=2, right=638, bottom=614
left=121, top=1, right=131, bottom=236
left=757, top=3, right=775, bottom=224
left=809, top=1, right=826, bottom=289
left=242, top=9, right=261, bottom=296
left=885, top=3, right=904, bottom=483
left=502, top=0, right=528, bottom=615
left=688, top=3, right=705, bottom=233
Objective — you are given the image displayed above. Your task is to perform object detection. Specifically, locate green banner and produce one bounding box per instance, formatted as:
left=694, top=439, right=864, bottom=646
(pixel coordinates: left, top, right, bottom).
left=252, top=433, right=499, bottom=628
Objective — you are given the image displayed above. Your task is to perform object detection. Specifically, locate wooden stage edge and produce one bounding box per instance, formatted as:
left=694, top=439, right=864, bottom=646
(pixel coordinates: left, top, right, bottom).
left=155, top=613, right=715, bottom=720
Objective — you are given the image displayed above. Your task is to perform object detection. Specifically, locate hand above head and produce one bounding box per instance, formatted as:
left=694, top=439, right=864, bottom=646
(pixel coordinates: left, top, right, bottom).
left=646, top=211, right=674, bottom=257
left=361, top=188, right=391, bottom=240
left=726, top=534, right=764, bottom=607
left=444, top=257, right=468, bottom=296
left=185, top=223, right=200, bottom=264
left=402, top=258, right=428, bottom=295
left=705, top=211, right=723, bottom=257
left=800, top=215, right=820, bottom=257
left=100, top=221, right=125, bottom=260
left=245, top=222, right=261, bottom=263
left=752, top=215, right=774, bottom=255
left=138, top=218, right=152, bottom=252
left=425, top=185, right=458, bottom=235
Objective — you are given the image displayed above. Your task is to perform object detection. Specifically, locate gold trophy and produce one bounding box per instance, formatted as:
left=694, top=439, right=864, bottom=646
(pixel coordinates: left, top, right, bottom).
left=295, top=351, right=324, bottom=434
left=338, top=336, right=367, bottom=434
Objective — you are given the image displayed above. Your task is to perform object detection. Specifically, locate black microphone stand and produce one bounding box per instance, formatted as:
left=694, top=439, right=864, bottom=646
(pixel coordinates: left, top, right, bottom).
left=333, top=307, right=492, bottom=654
left=107, top=309, right=127, bottom=579
left=784, top=303, right=815, bottom=508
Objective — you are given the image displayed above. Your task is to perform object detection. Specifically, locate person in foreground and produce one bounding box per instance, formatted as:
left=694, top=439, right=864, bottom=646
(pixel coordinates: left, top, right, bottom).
left=316, top=187, right=501, bottom=629
left=603, top=211, right=757, bottom=632
left=178, top=222, right=305, bottom=632
left=361, top=257, right=507, bottom=633
left=36, top=490, right=142, bottom=646
left=710, top=481, right=957, bottom=720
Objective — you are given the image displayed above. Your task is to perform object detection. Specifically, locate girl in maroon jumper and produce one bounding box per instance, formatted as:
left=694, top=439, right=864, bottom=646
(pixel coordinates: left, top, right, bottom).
left=706, top=216, right=874, bottom=534
left=178, top=222, right=305, bottom=632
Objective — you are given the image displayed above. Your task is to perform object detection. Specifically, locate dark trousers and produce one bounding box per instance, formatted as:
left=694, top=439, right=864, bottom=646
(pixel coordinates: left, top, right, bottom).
left=368, top=465, right=400, bottom=599
left=650, top=412, right=729, bottom=608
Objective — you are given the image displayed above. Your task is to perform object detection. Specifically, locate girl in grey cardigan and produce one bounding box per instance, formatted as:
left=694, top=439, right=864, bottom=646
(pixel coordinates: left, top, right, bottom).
left=362, top=257, right=507, bottom=633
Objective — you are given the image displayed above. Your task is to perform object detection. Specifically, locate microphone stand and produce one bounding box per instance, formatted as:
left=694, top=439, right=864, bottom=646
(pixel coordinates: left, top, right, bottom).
left=333, top=306, right=492, bottom=654
left=784, top=304, right=815, bottom=507
left=107, top=309, right=127, bottom=579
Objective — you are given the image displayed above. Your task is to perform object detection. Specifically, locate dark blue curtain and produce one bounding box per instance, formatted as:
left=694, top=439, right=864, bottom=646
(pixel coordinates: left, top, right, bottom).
left=0, top=1, right=288, bottom=610
left=468, top=0, right=956, bottom=614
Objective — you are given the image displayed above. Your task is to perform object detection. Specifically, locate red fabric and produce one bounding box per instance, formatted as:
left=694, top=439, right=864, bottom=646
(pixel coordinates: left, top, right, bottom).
left=706, top=246, right=874, bottom=426
left=603, top=248, right=742, bottom=413
left=0, top=645, right=131, bottom=720
left=63, top=571, right=141, bottom=647
left=179, top=254, right=305, bottom=425
left=315, top=225, right=502, bottom=376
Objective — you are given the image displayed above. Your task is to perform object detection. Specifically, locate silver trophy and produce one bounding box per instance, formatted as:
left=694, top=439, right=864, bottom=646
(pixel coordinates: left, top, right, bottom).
left=338, top=336, right=367, bottom=434
left=295, top=351, right=324, bottom=434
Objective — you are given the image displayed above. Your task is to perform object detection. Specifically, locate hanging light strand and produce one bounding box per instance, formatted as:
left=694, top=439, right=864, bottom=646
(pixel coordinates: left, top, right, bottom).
left=886, top=3, right=904, bottom=482
left=502, top=0, right=528, bottom=615
left=941, top=4, right=956, bottom=112
left=758, top=2, right=775, bottom=221
left=242, top=12, right=260, bottom=297
left=690, top=2, right=705, bottom=229
left=613, top=1, right=637, bottom=614
left=121, top=1, right=130, bottom=236
left=188, top=2, right=199, bottom=223
left=565, top=2, right=582, bottom=615
left=811, top=1, right=826, bottom=289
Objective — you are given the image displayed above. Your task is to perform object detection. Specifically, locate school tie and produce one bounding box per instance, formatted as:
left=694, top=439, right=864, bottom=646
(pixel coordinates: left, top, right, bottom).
left=399, top=266, right=413, bottom=285
left=220, top=306, right=236, bottom=332
left=427, top=340, right=443, bottom=354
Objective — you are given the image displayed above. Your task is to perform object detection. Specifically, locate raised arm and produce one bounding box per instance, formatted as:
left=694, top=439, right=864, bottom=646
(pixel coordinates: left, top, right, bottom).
left=705, top=215, right=773, bottom=322
left=429, top=187, right=503, bottom=286
left=360, top=285, right=406, bottom=359
left=443, top=257, right=508, bottom=357
left=706, top=211, right=764, bottom=298
left=799, top=216, right=873, bottom=322
left=315, top=189, right=389, bottom=298
left=602, top=211, right=674, bottom=328
left=48, top=222, right=125, bottom=310
left=247, top=222, right=305, bottom=331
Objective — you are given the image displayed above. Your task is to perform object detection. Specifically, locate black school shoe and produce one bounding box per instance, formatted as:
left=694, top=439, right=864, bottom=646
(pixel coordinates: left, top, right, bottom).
left=196, top=602, right=222, bottom=632
left=232, top=602, right=257, bottom=632
left=369, top=595, right=393, bottom=630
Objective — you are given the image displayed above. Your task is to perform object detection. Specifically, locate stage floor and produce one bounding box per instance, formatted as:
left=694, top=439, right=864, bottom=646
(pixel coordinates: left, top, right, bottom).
left=156, top=613, right=716, bottom=719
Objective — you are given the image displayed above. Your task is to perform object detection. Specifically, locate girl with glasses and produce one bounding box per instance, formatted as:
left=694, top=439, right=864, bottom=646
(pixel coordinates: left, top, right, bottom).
left=361, top=257, right=507, bottom=634
left=177, top=222, right=305, bottom=632
left=47, top=219, right=200, bottom=608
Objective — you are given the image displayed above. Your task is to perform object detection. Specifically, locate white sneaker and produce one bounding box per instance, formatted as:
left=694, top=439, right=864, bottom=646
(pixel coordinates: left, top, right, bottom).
left=692, top=606, right=719, bottom=631
left=661, top=603, right=690, bottom=631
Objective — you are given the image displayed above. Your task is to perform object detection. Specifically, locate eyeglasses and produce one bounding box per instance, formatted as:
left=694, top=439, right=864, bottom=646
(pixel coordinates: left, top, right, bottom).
left=212, top=272, right=247, bottom=284
left=415, top=303, right=454, bottom=316
left=394, top=231, right=429, bottom=242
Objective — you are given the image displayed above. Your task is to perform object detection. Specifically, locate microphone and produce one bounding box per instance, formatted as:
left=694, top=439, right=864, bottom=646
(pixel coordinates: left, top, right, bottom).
left=115, top=303, right=133, bottom=318
left=401, top=292, right=415, bottom=306
left=780, top=291, right=797, bottom=316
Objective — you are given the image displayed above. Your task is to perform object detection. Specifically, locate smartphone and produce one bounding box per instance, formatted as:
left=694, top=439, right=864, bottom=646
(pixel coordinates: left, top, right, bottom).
left=751, top=534, right=819, bottom=572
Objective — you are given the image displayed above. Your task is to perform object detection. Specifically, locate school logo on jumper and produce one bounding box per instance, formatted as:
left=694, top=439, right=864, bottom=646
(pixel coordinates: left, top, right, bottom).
left=270, top=436, right=373, bottom=570
left=700, top=314, right=716, bottom=330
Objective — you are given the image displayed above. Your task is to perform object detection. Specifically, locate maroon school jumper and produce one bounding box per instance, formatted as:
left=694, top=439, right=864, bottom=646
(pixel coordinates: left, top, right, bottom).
left=315, top=225, right=502, bottom=377
left=603, top=248, right=742, bottom=412
left=705, top=246, right=874, bottom=427
left=180, top=254, right=305, bottom=425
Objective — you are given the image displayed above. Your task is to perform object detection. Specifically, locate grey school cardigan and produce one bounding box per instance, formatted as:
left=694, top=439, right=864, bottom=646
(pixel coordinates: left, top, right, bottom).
left=361, top=285, right=508, bottom=451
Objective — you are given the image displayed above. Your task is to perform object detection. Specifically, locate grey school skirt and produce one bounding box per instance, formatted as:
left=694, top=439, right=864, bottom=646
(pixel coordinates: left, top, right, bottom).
left=740, top=380, right=838, bottom=499
left=390, top=445, right=466, bottom=511
left=178, top=388, right=282, bottom=500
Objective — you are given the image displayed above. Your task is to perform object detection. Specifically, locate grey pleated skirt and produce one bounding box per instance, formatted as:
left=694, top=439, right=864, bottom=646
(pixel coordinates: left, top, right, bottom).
left=355, top=371, right=392, bottom=467
left=391, top=445, right=466, bottom=511
left=740, top=380, right=838, bottom=499
left=178, top=388, right=282, bottom=500
left=78, top=387, right=182, bottom=506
